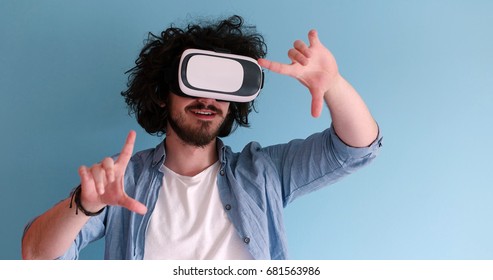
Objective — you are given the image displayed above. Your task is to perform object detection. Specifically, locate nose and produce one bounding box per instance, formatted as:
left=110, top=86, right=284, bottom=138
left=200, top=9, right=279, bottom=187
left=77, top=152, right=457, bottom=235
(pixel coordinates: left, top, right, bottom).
left=196, top=97, right=218, bottom=105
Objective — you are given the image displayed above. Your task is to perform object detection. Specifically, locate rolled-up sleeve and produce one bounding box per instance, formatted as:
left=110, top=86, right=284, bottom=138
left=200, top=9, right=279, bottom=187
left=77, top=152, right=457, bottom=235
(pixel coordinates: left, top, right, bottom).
left=262, top=124, right=383, bottom=205
left=329, top=124, right=383, bottom=170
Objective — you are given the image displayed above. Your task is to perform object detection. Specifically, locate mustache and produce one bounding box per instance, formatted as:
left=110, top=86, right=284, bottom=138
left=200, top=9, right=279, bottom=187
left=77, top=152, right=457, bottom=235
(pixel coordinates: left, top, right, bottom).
left=186, top=103, right=223, bottom=115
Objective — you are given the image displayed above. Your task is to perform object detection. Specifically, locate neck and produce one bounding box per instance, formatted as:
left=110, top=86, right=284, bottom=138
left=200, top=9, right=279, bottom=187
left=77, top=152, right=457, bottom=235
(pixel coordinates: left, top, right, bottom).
left=164, top=132, right=219, bottom=177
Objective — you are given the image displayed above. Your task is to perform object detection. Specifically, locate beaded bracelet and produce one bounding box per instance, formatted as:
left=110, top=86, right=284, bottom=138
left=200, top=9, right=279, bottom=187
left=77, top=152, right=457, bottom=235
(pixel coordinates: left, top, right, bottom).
left=69, top=185, right=105, bottom=216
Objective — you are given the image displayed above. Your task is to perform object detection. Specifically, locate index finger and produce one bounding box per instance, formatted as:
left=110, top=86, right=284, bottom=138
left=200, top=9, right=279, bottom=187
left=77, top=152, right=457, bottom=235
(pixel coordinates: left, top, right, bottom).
left=115, top=130, right=136, bottom=167
left=258, top=58, right=297, bottom=77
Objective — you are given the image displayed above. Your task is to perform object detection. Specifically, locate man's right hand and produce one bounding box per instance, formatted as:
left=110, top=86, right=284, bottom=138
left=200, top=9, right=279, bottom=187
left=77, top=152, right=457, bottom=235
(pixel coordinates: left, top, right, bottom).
left=77, top=130, right=148, bottom=215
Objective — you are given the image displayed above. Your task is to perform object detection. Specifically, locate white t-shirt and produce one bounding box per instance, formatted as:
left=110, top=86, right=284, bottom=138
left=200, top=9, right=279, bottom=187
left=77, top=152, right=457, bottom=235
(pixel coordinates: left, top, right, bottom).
left=143, top=161, right=253, bottom=260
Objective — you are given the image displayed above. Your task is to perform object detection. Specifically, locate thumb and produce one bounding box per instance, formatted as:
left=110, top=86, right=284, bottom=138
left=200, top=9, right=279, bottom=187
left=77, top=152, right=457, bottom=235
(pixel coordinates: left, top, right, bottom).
left=119, top=196, right=148, bottom=215
left=310, top=89, right=324, bottom=118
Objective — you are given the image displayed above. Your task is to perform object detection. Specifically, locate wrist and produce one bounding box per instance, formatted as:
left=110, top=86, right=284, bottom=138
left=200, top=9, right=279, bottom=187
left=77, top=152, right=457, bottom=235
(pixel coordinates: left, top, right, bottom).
left=69, top=185, right=106, bottom=216
left=324, top=74, right=345, bottom=96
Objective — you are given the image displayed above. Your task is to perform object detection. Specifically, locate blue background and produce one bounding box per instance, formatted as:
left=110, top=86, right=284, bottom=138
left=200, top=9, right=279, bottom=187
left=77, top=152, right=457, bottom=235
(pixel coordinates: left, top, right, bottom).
left=1, top=0, right=492, bottom=260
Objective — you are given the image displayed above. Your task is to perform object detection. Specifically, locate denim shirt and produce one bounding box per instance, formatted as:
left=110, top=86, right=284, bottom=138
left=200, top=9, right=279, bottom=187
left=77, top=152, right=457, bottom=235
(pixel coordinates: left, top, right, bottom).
left=45, top=125, right=382, bottom=260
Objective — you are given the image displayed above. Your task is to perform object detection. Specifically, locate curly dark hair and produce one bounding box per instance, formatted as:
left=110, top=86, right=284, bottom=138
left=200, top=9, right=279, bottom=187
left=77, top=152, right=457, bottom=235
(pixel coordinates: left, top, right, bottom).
left=121, top=15, right=267, bottom=137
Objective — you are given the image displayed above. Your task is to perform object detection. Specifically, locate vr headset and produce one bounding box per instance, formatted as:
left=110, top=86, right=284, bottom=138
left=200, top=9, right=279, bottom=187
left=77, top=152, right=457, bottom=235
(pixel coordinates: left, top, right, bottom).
left=177, top=49, right=264, bottom=103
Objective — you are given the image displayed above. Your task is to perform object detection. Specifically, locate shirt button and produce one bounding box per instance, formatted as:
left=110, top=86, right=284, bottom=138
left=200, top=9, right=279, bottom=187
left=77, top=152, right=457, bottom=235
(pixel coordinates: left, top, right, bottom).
left=220, top=170, right=225, bottom=176
left=243, top=237, right=250, bottom=244
left=225, top=204, right=231, bottom=211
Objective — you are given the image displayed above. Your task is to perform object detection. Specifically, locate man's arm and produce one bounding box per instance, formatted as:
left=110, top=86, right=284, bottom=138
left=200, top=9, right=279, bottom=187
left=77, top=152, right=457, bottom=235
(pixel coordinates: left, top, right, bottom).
left=258, top=29, right=378, bottom=147
left=22, top=198, right=93, bottom=260
left=323, top=75, right=378, bottom=147
left=22, top=131, right=147, bottom=259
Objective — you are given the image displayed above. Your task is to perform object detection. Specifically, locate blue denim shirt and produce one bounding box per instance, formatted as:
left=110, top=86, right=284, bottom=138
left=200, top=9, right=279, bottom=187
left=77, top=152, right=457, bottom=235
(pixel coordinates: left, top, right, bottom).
left=48, top=125, right=382, bottom=260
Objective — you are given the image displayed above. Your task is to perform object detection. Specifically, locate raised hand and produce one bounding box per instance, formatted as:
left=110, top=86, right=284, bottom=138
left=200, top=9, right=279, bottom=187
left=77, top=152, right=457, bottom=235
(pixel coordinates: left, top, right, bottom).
left=258, top=29, right=341, bottom=118
left=77, top=131, right=147, bottom=215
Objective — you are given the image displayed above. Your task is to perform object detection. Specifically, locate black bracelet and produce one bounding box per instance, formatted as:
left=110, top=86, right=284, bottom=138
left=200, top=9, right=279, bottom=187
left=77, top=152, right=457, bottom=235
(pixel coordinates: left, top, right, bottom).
left=69, top=185, right=105, bottom=216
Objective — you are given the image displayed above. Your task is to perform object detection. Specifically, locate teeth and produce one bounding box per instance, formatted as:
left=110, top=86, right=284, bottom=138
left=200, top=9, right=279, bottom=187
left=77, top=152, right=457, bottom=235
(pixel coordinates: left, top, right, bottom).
left=195, top=111, right=212, bottom=115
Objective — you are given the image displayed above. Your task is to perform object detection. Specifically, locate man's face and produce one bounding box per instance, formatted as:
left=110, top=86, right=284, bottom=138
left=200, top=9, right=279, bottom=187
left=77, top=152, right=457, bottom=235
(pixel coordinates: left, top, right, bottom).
left=166, top=93, right=230, bottom=147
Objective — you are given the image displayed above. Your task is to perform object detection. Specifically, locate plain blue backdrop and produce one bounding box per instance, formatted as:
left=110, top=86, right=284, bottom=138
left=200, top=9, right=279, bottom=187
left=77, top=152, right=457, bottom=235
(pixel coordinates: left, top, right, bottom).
left=1, top=0, right=492, bottom=260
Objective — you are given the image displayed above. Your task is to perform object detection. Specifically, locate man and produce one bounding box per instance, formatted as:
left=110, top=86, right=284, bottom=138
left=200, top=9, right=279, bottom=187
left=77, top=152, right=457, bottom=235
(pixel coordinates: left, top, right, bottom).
left=22, top=15, right=382, bottom=260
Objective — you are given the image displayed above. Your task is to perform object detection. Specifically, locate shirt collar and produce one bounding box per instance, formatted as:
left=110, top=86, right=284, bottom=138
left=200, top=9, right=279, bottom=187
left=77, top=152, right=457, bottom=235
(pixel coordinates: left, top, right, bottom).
left=151, top=140, right=165, bottom=168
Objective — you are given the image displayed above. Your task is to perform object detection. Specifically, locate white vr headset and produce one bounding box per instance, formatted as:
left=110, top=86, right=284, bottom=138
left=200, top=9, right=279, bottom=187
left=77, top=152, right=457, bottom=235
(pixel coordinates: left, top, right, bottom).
left=177, top=49, right=264, bottom=102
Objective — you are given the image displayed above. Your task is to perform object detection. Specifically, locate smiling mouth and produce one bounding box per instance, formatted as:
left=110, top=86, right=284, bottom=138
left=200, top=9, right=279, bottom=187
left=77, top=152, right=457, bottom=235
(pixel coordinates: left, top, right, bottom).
left=188, top=108, right=219, bottom=120
left=191, top=110, right=214, bottom=116
left=187, top=104, right=222, bottom=118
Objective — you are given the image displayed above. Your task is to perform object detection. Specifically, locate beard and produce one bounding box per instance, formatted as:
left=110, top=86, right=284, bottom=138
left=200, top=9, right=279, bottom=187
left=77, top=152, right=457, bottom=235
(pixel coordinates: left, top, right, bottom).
left=167, top=103, right=226, bottom=148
